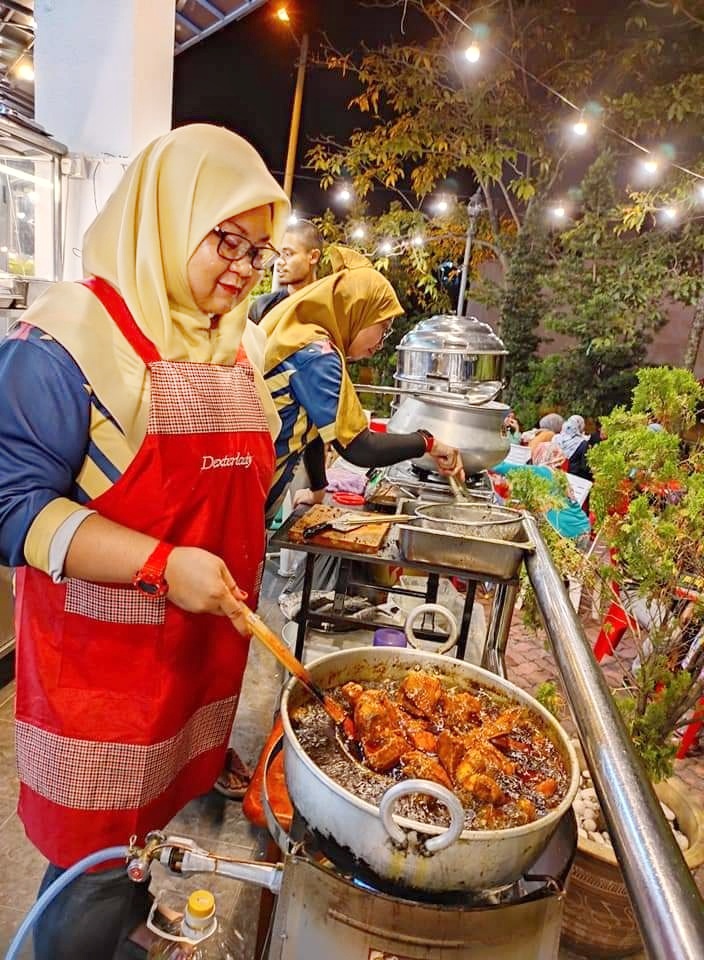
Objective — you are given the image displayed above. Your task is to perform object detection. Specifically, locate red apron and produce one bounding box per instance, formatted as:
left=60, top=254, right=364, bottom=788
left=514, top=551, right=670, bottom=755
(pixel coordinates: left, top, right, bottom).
left=14, top=278, right=275, bottom=867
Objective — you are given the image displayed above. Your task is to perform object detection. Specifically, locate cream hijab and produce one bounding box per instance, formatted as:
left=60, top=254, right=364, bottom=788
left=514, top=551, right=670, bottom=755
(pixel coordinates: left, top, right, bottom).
left=24, top=123, right=289, bottom=444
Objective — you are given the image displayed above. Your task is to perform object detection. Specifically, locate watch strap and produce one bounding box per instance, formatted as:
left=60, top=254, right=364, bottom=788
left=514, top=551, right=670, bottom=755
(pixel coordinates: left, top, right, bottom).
left=133, top=541, right=174, bottom=597
left=417, top=429, right=435, bottom=454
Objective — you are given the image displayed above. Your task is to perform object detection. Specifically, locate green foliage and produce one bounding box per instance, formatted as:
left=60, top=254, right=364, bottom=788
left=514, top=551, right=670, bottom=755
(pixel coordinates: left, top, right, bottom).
left=308, top=2, right=704, bottom=418
left=631, top=367, right=704, bottom=432
left=550, top=370, right=704, bottom=780
left=534, top=681, right=565, bottom=721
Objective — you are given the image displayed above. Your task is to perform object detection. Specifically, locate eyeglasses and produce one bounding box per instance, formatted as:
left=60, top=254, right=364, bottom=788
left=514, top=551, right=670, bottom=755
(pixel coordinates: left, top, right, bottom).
left=212, top=227, right=280, bottom=271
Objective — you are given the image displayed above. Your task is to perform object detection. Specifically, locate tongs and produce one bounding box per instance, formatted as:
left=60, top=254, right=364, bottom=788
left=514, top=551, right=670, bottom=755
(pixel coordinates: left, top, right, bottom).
left=302, top=511, right=416, bottom=540
left=449, top=476, right=474, bottom=501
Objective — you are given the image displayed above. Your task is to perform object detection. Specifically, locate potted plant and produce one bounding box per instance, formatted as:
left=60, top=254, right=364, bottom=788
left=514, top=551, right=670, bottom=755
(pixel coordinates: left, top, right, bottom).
left=505, top=367, right=704, bottom=957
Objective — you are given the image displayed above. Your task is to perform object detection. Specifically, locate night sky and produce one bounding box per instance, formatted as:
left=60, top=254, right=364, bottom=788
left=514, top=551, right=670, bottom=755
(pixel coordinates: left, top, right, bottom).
left=173, top=0, right=433, bottom=216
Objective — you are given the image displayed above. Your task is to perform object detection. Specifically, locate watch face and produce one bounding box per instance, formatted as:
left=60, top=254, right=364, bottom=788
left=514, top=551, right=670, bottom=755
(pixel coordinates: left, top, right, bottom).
left=137, top=580, right=160, bottom=595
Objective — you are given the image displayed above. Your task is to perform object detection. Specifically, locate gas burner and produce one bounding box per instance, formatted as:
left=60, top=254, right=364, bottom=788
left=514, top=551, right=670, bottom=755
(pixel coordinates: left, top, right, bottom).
left=288, top=809, right=577, bottom=909
left=410, top=463, right=447, bottom=485
left=385, top=461, right=494, bottom=500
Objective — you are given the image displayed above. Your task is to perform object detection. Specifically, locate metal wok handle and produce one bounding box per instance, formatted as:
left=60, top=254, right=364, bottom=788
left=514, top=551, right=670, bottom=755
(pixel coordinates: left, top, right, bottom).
left=378, top=779, right=465, bottom=854
left=404, top=603, right=458, bottom=655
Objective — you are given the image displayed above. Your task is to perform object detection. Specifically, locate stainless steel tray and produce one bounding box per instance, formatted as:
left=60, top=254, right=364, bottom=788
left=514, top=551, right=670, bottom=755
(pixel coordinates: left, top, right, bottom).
left=397, top=523, right=534, bottom=579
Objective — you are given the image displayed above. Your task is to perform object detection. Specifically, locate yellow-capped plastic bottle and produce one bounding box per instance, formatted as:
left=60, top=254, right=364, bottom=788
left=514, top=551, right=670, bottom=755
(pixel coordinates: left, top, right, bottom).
left=146, top=889, right=244, bottom=959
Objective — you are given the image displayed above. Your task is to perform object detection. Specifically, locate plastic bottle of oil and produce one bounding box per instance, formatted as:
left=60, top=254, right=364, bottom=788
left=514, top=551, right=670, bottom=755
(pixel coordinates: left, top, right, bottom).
left=146, top=889, right=244, bottom=959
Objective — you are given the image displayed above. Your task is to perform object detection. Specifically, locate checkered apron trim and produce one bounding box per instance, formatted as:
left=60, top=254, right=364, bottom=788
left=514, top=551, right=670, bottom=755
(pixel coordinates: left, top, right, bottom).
left=15, top=695, right=237, bottom=810
left=147, top=361, right=269, bottom=435
left=65, top=579, right=166, bottom=625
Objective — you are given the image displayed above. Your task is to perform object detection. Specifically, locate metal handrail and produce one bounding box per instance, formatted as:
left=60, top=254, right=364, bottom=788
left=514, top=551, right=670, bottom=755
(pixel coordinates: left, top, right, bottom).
left=522, top=514, right=704, bottom=959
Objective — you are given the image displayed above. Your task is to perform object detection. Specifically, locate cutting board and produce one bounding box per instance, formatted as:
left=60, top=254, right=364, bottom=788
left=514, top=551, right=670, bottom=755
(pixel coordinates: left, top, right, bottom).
left=287, top=504, right=391, bottom=554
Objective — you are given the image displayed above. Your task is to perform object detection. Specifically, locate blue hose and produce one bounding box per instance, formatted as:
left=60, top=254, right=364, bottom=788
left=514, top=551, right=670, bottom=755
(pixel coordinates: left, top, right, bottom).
left=4, top=845, right=129, bottom=960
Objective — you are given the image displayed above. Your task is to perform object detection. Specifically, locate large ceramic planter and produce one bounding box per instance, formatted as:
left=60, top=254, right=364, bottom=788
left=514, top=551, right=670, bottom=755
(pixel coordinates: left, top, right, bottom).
left=561, top=769, right=704, bottom=958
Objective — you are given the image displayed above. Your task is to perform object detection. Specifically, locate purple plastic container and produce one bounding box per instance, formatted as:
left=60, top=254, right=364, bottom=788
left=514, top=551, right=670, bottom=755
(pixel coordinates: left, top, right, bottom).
left=373, top=628, right=407, bottom=648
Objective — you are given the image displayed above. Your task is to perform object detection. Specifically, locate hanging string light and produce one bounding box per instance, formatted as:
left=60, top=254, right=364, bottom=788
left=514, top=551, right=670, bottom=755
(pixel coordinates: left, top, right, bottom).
left=434, top=0, right=704, bottom=190
left=464, top=43, right=481, bottom=63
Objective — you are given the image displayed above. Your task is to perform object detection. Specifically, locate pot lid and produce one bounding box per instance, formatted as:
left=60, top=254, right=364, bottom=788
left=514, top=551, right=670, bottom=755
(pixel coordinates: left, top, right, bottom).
left=397, top=314, right=508, bottom=355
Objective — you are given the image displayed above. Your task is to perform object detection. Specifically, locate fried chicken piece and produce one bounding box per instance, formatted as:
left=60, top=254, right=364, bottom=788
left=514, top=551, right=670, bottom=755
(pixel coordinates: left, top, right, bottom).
left=482, top=706, right=525, bottom=740
left=340, top=682, right=364, bottom=706
left=462, top=773, right=504, bottom=805
left=515, top=798, right=537, bottom=824
left=399, top=715, right=438, bottom=753
left=400, top=750, right=452, bottom=789
left=440, top=690, right=482, bottom=729
left=354, top=689, right=410, bottom=773
left=535, top=777, right=558, bottom=798
left=436, top=730, right=466, bottom=780
left=398, top=671, right=443, bottom=718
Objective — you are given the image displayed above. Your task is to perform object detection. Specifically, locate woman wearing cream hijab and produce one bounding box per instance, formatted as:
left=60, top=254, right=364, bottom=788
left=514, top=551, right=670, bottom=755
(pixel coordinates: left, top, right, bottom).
left=0, top=124, right=288, bottom=958
left=261, top=246, right=464, bottom=515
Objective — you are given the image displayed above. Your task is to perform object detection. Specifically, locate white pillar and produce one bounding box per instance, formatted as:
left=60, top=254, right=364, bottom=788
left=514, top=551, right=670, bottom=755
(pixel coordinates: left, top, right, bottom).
left=34, top=0, right=174, bottom=279
left=34, top=0, right=174, bottom=157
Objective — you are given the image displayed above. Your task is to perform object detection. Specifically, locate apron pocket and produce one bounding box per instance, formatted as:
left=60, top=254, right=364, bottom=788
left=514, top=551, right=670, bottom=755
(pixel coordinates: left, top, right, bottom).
left=60, top=580, right=166, bottom=694
left=65, top=580, right=166, bottom=625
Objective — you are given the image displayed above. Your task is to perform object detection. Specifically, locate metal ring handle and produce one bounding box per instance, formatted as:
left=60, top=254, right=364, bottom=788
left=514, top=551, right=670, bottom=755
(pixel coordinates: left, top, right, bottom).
left=378, top=779, right=465, bottom=854
left=404, top=603, right=459, bottom=655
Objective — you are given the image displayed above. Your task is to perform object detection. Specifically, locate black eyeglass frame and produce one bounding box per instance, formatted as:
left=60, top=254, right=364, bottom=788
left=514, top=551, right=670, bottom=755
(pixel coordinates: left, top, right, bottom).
left=212, top=227, right=280, bottom=270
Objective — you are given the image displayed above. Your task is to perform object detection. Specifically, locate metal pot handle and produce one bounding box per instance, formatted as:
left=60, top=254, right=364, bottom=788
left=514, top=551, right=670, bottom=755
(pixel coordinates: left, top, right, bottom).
left=404, top=603, right=458, bottom=655
left=379, top=779, right=465, bottom=854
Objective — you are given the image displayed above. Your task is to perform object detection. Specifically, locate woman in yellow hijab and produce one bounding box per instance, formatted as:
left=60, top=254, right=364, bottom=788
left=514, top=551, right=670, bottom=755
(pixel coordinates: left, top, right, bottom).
left=0, top=124, right=288, bottom=958
left=261, top=247, right=463, bottom=514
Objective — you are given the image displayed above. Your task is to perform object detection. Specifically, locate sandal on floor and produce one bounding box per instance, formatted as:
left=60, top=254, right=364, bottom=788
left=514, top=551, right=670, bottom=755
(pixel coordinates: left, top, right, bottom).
left=214, top=747, right=253, bottom=800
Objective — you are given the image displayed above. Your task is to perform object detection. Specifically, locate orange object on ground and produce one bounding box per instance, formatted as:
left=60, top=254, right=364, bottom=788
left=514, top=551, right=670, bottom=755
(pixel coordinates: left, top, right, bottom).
left=242, top=717, right=293, bottom=832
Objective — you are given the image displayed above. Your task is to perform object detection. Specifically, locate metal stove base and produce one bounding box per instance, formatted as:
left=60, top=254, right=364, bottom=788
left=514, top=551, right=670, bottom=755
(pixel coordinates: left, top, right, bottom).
left=265, top=814, right=576, bottom=959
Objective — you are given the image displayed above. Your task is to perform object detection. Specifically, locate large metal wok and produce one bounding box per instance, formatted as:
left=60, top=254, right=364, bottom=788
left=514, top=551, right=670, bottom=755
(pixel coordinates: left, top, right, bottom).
left=280, top=646, right=579, bottom=894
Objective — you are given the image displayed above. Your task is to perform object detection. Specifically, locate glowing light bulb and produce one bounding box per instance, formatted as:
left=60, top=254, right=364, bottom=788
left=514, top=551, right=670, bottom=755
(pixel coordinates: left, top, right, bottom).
left=412, top=235, right=424, bottom=247
left=276, top=7, right=290, bottom=22
left=697, top=182, right=704, bottom=202
left=552, top=206, right=566, bottom=220
left=642, top=158, right=659, bottom=176
left=435, top=199, right=449, bottom=213
left=379, top=240, right=393, bottom=254
left=661, top=206, right=678, bottom=222
left=464, top=43, right=481, bottom=63
left=352, top=226, right=366, bottom=239
left=337, top=188, right=352, bottom=203
left=15, top=62, right=34, bottom=82
left=573, top=120, right=588, bottom=137
left=288, top=212, right=299, bottom=225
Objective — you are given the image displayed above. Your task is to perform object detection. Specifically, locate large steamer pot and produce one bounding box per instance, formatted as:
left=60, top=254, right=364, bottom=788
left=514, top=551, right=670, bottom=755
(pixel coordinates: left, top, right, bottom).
left=386, top=393, right=511, bottom=474
left=280, top=646, right=579, bottom=894
left=395, top=314, right=507, bottom=403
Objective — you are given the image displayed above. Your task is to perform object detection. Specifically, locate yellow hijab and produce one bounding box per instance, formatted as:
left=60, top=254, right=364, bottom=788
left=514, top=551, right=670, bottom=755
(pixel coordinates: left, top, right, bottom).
left=23, top=123, right=289, bottom=445
left=261, top=246, right=403, bottom=445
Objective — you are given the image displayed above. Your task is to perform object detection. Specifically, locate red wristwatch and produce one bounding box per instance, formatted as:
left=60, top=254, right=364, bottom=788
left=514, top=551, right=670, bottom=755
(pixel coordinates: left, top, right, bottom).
left=133, top=542, right=175, bottom=598
left=417, top=429, right=435, bottom=454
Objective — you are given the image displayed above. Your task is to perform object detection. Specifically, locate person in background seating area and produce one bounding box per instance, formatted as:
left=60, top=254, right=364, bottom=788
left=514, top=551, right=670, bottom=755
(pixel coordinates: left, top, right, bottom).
left=503, top=410, right=522, bottom=444
left=248, top=219, right=323, bottom=324
left=554, top=414, right=593, bottom=480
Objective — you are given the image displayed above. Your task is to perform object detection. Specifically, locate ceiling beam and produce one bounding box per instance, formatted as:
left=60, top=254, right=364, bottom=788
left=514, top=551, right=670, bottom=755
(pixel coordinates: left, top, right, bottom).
left=175, top=0, right=269, bottom=55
